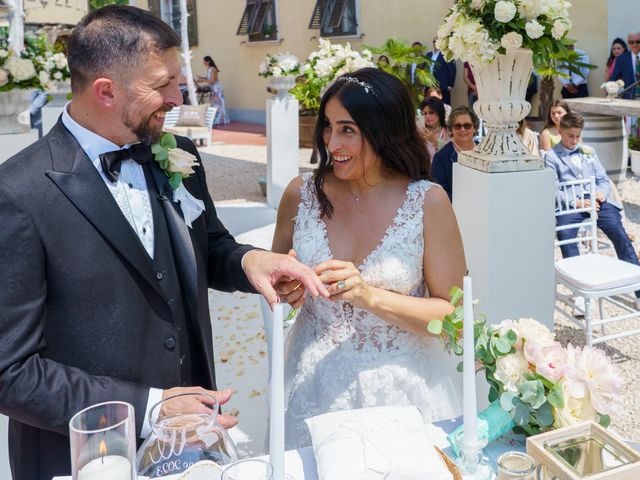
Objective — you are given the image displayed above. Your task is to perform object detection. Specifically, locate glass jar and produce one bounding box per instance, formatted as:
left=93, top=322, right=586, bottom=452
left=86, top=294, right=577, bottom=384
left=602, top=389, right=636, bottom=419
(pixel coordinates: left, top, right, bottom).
left=135, top=393, right=238, bottom=478
left=496, top=451, right=540, bottom=480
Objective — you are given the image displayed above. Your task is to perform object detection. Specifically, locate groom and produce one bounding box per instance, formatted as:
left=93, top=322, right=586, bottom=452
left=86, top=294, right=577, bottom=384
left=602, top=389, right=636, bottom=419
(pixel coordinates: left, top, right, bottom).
left=0, top=6, right=326, bottom=480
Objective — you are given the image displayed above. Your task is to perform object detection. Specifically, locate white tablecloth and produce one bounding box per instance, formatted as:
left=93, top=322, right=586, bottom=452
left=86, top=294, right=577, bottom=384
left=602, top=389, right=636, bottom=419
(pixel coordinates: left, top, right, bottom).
left=54, top=416, right=531, bottom=480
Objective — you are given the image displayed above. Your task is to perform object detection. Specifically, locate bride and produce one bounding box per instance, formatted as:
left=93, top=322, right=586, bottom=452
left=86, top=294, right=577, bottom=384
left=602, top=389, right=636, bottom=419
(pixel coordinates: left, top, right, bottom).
left=272, top=68, right=466, bottom=449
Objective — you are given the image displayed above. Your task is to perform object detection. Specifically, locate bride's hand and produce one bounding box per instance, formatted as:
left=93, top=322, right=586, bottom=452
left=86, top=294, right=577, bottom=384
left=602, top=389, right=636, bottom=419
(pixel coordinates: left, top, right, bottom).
left=274, top=249, right=306, bottom=309
left=314, top=260, right=373, bottom=309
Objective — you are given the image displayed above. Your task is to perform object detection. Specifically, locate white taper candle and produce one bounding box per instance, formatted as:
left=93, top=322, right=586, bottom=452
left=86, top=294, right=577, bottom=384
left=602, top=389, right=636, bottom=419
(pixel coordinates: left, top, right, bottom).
left=269, top=303, right=285, bottom=480
left=463, top=276, right=478, bottom=447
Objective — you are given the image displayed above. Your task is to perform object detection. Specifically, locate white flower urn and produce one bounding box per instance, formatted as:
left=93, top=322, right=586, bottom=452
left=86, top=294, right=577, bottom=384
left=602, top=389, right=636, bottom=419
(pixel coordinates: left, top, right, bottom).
left=268, top=75, right=296, bottom=98
left=460, top=48, right=543, bottom=173
left=0, top=89, right=35, bottom=134
left=48, top=80, right=72, bottom=107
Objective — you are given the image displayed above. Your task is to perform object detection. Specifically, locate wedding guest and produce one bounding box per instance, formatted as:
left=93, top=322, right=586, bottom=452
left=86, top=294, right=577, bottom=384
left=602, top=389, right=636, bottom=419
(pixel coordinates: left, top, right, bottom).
left=272, top=68, right=465, bottom=449
left=0, top=6, right=327, bottom=479
left=463, top=61, right=478, bottom=108
left=427, top=37, right=456, bottom=105
left=517, top=119, right=540, bottom=157
left=197, top=55, right=230, bottom=125
left=539, top=99, right=571, bottom=152
left=377, top=54, right=390, bottom=67
left=426, top=86, right=451, bottom=120
left=605, top=37, right=628, bottom=83
left=558, top=44, right=591, bottom=99
left=610, top=31, right=640, bottom=100
left=409, top=41, right=424, bottom=85
left=430, top=105, right=479, bottom=200
left=545, top=113, right=640, bottom=300
left=419, top=96, right=450, bottom=162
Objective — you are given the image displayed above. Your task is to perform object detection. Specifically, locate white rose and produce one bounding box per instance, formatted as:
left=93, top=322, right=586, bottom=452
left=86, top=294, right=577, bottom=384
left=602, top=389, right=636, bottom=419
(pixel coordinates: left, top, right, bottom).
left=525, top=19, right=545, bottom=39
left=470, top=0, right=487, bottom=9
left=0, top=49, right=8, bottom=58
left=501, top=32, right=523, bottom=50
left=514, top=318, right=555, bottom=345
left=271, top=66, right=283, bottom=77
left=6, top=57, right=37, bottom=82
left=53, top=71, right=63, bottom=80
left=38, top=70, right=50, bottom=87
left=494, top=351, right=530, bottom=392
left=167, top=148, right=199, bottom=176
left=0, top=68, right=8, bottom=87
left=551, top=19, right=570, bottom=40
left=494, top=1, right=517, bottom=23
left=553, top=383, right=597, bottom=428
left=44, top=61, right=54, bottom=72
left=258, top=60, right=268, bottom=75
left=518, top=0, right=543, bottom=19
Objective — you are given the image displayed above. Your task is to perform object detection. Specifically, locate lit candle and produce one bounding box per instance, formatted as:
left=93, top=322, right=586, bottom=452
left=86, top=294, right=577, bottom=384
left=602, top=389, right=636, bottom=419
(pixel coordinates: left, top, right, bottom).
left=77, top=456, right=131, bottom=480
left=463, top=276, right=478, bottom=448
left=269, top=303, right=285, bottom=480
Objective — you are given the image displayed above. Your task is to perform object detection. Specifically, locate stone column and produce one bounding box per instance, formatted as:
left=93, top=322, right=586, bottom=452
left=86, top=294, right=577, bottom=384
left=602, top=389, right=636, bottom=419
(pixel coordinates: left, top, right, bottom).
left=266, top=95, right=299, bottom=208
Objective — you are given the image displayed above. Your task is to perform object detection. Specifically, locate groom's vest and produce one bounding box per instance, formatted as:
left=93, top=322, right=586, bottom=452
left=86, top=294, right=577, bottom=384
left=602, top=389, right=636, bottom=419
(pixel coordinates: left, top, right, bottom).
left=145, top=165, right=209, bottom=389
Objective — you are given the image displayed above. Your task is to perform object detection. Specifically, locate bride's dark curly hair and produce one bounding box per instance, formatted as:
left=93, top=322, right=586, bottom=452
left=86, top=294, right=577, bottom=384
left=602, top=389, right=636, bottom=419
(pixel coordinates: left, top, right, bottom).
left=311, top=67, right=431, bottom=218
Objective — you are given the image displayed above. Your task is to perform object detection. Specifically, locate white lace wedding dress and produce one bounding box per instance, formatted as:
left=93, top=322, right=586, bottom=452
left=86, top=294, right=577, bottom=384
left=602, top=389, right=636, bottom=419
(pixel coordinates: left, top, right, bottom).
left=283, top=174, right=463, bottom=449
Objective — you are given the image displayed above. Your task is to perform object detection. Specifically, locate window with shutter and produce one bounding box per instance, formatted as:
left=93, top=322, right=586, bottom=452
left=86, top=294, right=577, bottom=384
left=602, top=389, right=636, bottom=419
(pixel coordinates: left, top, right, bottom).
left=308, top=0, right=329, bottom=29
left=309, top=0, right=358, bottom=37
left=237, top=0, right=278, bottom=42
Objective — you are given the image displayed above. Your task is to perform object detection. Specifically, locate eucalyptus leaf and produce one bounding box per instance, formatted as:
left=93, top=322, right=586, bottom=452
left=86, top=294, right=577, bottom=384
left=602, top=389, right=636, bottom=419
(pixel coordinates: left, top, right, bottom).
left=155, top=149, right=169, bottom=162
left=547, top=383, right=565, bottom=409
left=450, top=286, right=463, bottom=306
left=500, top=391, right=517, bottom=412
left=518, top=380, right=546, bottom=410
left=534, top=401, right=554, bottom=427
left=512, top=401, right=531, bottom=426
left=427, top=319, right=443, bottom=335
left=598, top=414, right=611, bottom=428
left=457, top=361, right=463, bottom=373
left=168, top=172, right=182, bottom=190
left=492, top=336, right=512, bottom=355
left=160, top=133, right=177, bottom=149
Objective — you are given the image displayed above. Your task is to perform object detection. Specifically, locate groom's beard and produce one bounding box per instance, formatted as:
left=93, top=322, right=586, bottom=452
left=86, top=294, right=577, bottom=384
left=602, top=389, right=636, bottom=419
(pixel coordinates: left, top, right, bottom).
left=123, top=104, right=172, bottom=146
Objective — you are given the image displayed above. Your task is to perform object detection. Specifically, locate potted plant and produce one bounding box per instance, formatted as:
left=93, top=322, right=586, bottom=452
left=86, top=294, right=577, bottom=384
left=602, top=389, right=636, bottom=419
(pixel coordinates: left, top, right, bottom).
left=629, top=125, right=640, bottom=176
left=258, top=52, right=301, bottom=98
left=290, top=39, right=375, bottom=148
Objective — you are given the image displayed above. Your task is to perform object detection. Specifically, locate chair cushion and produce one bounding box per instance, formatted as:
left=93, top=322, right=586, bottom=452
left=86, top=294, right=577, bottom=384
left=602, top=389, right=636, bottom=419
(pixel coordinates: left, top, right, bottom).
left=556, top=253, right=640, bottom=291
left=175, top=105, right=208, bottom=127
left=165, top=126, right=209, bottom=138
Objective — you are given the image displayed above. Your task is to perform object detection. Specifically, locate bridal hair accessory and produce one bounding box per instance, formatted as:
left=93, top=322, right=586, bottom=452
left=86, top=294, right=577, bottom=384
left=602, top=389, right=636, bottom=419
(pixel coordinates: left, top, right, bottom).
left=152, top=132, right=205, bottom=228
left=335, top=76, right=377, bottom=96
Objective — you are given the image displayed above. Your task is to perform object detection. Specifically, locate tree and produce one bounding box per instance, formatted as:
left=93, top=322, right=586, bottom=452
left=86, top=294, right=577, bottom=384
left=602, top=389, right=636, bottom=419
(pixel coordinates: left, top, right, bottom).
left=90, top=0, right=128, bottom=10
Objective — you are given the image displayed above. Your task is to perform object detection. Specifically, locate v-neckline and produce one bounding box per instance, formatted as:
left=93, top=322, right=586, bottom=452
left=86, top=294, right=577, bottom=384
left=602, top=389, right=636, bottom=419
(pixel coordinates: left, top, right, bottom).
left=318, top=182, right=415, bottom=271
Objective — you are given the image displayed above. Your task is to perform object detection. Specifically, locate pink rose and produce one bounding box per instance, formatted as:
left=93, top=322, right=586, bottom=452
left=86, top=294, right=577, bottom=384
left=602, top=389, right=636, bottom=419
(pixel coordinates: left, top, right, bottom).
left=524, top=341, right=567, bottom=382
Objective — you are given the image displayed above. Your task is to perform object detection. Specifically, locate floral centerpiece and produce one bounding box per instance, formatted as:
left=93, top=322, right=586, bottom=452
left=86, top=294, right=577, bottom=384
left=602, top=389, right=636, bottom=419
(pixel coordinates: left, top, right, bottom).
left=601, top=79, right=625, bottom=98
left=258, top=52, right=301, bottom=79
left=290, top=38, right=375, bottom=114
left=430, top=292, right=624, bottom=442
left=436, top=0, right=572, bottom=68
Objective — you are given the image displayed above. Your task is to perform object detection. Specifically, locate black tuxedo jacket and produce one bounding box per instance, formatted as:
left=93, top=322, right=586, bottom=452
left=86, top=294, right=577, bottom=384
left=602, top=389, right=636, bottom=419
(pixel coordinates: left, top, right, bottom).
left=428, top=51, right=457, bottom=103
left=610, top=51, right=637, bottom=100
left=0, top=120, right=256, bottom=479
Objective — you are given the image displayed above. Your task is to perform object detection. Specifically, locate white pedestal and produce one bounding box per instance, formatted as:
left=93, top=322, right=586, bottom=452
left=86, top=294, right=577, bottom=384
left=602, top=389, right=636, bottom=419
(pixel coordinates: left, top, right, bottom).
left=42, top=105, right=65, bottom=137
left=0, top=130, right=39, bottom=165
left=0, top=414, right=9, bottom=479
left=266, top=96, right=299, bottom=209
left=453, top=164, right=556, bottom=330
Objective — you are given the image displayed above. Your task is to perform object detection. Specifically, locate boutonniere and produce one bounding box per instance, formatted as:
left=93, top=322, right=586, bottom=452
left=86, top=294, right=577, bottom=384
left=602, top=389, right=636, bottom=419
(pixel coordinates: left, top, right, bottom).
left=151, top=132, right=199, bottom=190
left=578, top=145, right=595, bottom=157
left=151, top=132, right=205, bottom=228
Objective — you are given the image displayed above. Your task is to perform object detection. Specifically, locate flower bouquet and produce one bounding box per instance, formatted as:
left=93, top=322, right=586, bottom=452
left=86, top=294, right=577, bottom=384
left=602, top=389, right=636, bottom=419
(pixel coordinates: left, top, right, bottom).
left=258, top=52, right=301, bottom=79
left=290, top=38, right=375, bottom=114
left=601, top=79, right=625, bottom=98
left=436, top=0, right=573, bottom=68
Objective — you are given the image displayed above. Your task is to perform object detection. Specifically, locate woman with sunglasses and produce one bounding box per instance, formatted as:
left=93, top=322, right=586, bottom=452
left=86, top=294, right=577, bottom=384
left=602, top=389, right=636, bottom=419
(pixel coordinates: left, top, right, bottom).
left=430, top=106, right=479, bottom=200
left=419, top=97, right=450, bottom=163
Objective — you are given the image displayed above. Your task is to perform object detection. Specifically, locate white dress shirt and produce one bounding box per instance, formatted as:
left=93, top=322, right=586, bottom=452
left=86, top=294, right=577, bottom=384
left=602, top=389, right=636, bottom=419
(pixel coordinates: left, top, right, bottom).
left=61, top=105, right=162, bottom=438
left=558, top=49, right=590, bottom=87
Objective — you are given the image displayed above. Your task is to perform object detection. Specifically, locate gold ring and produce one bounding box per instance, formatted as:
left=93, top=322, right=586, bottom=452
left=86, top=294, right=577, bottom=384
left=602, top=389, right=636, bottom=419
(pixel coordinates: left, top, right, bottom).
left=337, top=280, right=347, bottom=291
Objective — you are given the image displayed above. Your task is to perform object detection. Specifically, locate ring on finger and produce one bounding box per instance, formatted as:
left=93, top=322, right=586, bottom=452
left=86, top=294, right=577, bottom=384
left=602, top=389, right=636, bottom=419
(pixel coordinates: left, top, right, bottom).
left=337, top=280, right=347, bottom=291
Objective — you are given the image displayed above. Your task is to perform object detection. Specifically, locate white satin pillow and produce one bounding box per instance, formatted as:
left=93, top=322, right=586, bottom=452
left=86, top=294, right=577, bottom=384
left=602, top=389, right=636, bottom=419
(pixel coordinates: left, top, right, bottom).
left=305, top=406, right=453, bottom=480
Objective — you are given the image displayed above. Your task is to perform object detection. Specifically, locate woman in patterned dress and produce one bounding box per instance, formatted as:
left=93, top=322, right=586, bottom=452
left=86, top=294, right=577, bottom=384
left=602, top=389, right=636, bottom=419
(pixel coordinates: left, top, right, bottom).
left=197, top=55, right=230, bottom=125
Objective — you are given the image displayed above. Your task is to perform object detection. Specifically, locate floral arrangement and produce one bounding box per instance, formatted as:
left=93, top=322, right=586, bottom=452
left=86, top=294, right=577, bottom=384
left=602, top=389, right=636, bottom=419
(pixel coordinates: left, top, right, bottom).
left=601, top=79, right=625, bottom=98
left=430, top=293, right=624, bottom=437
left=290, top=38, right=375, bottom=114
left=258, top=52, right=301, bottom=78
left=436, top=0, right=573, bottom=68
left=577, top=145, right=595, bottom=157
left=152, top=133, right=199, bottom=190
left=0, top=28, right=70, bottom=92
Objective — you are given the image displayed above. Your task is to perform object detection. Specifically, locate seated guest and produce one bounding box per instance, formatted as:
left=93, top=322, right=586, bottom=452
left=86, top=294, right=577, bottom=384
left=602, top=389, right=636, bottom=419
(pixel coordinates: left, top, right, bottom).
left=517, top=119, right=540, bottom=157
left=426, top=86, right=452, bottom=120
left=419, top=97, right=450, bottom=162
left=545, top=113, right=640, bottom=298
left=430, top=106, right=479, bottom=200
left=539, top=99, right=571, bottom=152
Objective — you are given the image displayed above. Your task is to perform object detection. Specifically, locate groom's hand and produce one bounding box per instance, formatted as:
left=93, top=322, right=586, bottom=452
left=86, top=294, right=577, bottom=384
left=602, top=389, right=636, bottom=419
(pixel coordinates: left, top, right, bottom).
left=160, top=386, right=238, bottom=429
left=242, top=250, right=329, bottom=309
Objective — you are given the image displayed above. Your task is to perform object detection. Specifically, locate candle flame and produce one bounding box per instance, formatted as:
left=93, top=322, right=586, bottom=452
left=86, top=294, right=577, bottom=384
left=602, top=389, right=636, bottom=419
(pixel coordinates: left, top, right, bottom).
left=98, top=415, right=107, bottom=429
left=99, top=439, right=107, bottom=457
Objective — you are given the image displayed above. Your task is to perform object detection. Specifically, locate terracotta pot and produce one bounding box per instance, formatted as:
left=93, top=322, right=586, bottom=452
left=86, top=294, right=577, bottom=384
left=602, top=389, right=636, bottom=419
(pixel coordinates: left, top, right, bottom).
left=299, top=114, right=317, bottom=148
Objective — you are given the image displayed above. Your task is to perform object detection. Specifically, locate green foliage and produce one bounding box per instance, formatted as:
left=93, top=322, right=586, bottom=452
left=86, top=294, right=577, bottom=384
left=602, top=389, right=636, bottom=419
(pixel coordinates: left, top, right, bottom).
left=367, top=38, right=436, bottom=105
left=629, top=125, right=640, bottom=151
left=90, top=0, right=128, bottom=9
left=427, top=286, right=465, bottom=356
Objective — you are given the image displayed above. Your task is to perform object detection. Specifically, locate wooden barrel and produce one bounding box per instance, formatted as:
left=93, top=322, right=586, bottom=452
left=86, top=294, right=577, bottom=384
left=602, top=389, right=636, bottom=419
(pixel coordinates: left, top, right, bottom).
left=580, top=113, right=628, bottom=183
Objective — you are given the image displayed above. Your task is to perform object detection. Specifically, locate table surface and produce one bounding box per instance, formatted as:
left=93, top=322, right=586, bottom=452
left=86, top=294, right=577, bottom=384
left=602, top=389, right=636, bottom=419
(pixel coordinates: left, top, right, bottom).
left=565, top=97, right=640, bottom=116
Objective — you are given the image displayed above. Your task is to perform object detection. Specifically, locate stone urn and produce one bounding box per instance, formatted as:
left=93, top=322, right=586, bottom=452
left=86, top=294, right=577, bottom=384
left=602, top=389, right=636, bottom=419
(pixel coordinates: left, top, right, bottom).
left=460, top=48, right=543, bottom=173
left=48, top=80, right=72, bottom=107
left=0, top=89, right=34, bottom=134
left=268, top=75, right=296, bottom=98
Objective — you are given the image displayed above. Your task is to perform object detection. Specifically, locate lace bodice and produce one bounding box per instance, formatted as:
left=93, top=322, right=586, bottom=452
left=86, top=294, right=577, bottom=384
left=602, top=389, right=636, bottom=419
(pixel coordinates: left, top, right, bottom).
left=283, top=174, right=463, bottom=449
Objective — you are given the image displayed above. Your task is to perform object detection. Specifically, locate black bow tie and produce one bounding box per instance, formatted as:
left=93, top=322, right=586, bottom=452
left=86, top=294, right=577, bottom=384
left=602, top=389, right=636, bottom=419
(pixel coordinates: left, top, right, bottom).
left=99, top=144, right=152, bottom=183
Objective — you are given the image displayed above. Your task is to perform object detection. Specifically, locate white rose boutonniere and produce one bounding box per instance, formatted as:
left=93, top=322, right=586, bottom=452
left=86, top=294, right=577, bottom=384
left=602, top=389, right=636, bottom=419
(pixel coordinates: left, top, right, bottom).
left=152, top=132, right=205, bottom=228
left=578, top=145, right=595, bottom=157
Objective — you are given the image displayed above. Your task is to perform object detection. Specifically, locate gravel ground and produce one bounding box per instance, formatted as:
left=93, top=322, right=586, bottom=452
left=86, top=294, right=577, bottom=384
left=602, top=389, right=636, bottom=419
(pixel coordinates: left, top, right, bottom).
left=199, top=144, right=640, bottom=442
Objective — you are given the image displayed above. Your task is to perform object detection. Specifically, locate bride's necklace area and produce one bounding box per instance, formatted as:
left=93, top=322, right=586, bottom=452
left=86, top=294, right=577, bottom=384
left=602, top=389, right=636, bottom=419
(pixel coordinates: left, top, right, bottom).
left=346, top=176, right=388, bottom=202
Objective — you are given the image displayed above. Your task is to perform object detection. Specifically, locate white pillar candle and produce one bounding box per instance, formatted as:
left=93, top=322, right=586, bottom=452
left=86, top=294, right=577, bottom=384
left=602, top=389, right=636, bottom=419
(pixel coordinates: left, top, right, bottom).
left=463, top=275, right=478, bottom=448
left=77, top=455, right=131, bottom=480
left=269, top=303, right=285, bottom=480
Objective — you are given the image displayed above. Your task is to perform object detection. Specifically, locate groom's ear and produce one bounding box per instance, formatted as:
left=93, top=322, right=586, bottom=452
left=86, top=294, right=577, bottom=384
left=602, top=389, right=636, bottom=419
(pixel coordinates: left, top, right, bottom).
left=92, top=77, right=116, bottom=108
